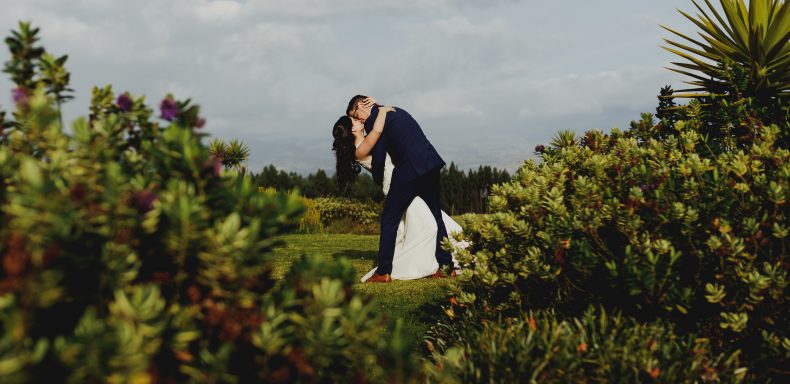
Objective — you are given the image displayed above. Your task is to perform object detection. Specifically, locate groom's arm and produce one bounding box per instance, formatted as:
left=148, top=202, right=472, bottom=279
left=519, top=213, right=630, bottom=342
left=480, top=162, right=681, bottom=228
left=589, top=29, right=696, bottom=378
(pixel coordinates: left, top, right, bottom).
left=362, top=105, right=387, bottom=184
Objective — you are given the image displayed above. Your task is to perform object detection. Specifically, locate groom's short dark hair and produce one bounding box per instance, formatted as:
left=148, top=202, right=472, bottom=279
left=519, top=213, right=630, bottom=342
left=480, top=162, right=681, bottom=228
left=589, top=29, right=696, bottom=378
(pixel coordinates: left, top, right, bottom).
left=346, top=95, right=368, bottom=116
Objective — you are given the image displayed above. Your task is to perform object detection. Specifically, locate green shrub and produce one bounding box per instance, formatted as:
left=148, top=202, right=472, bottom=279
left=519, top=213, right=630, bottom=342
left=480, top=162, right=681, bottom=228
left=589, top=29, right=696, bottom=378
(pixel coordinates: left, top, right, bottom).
left=426, top=307, right=746, bottom=383
left=258, top=188, right=324, bottom=234
left=255, top=255, right=417, bottom=382
left=260, top=192, right=373, bottom=235
left=446, top=5, right=790, bottom=375
left=449, top=116, right=788, bottom=381
left=0, top=23, right=415, bottom=383
left=296, top=196, right=323, bottom=234
left=313, top=197, right=381, bottom=235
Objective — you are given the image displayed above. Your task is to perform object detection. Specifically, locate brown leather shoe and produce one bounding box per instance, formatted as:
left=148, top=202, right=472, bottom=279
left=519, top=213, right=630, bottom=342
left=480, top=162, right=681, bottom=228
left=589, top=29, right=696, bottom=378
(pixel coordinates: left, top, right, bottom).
left=430, top=268, right=457, bottom=279
left=365, top=273, right=392, bottom=283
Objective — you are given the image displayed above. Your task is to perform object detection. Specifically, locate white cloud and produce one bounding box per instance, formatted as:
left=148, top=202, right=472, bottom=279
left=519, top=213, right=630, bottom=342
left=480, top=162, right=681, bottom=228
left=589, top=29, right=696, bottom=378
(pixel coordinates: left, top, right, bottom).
left=195, top=0, right=242, bottom=23
left=524, top=67, right=669, bottom=118
left=432, top=16, right=508, bottom=39
left=0, top=0, right=695, bottom=174
left=405, top=89, right=486, bottom=119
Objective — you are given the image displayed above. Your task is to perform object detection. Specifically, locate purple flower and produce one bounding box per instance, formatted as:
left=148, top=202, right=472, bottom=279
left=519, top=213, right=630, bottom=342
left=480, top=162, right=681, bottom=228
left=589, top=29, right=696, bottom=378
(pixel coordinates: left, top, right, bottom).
left=160, top=97, right=179, bottom=121
left=534, top=144, right=545, bottom=153
left=116, top=93, right=133, bottom=112
left=205, top=155, right=223, bottom=177
left=134, top=190, right=158, bottom=212
left=195, top=117, right=206, bottom=129
left=640, top=184, right=649, bottom=192
left=12, top=87, right=28, bottom=105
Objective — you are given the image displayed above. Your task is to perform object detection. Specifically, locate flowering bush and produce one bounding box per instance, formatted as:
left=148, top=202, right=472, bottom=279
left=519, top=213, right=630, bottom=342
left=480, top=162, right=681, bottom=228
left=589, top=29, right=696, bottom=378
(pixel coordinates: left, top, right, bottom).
left=0, top=22, right=416, bottom=383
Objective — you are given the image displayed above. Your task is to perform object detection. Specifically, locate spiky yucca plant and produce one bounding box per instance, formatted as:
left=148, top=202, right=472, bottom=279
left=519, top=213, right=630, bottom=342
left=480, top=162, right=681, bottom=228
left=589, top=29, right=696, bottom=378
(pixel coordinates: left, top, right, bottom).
left=208, top=137, right=228, bottom=159
left=209, top=138, right=250, bottom=171
left=662, top=0, right=789, bottom=100
left=549, top=129, right=577, bottom=149
left=224, top=139, right=250, bottom=169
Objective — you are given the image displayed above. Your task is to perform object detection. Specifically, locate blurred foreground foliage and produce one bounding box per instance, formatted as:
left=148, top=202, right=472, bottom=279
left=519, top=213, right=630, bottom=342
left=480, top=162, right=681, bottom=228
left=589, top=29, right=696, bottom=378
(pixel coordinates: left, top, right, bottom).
left=0, top=22, right=416, bottom=383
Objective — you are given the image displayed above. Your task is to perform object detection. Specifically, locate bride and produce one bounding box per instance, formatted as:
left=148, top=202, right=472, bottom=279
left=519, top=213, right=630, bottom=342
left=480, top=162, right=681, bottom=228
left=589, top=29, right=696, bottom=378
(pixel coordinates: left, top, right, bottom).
left=332, top=103, right=464, bottom=282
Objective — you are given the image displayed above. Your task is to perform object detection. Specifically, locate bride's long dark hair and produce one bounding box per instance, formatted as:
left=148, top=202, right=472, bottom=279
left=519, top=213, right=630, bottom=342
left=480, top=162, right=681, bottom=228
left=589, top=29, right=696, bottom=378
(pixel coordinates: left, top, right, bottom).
left=332, top=115, right=360, bottom=190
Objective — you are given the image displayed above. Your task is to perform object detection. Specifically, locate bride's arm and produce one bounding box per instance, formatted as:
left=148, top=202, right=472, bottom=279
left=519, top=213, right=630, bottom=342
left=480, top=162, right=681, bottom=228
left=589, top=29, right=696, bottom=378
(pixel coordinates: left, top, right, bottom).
left=355, top=106, right=395, bottom=160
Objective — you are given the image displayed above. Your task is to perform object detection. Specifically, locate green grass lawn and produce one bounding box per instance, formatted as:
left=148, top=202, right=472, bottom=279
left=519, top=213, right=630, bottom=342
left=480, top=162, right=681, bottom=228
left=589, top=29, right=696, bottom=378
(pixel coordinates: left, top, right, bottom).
left=271, top=233, right=454, bottom=353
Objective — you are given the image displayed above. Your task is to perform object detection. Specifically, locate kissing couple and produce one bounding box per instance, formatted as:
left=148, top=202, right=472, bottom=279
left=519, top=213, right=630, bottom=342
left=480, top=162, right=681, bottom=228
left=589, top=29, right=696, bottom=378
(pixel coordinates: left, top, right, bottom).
left=332, top=95, right=465, bottom=283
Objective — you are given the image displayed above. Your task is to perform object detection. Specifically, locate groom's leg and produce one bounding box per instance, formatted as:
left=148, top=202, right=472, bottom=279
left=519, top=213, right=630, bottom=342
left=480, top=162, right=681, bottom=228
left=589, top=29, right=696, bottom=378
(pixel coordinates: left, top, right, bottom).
left=376, top=179, right=419, bottom=275
left=417, top=168, right=453, bottom=267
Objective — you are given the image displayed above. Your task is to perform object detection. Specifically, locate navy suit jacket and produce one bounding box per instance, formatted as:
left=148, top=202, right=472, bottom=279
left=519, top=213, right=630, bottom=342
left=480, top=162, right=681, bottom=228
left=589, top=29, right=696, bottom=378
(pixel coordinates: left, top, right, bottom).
left=364, top=105, right=445, bottom=185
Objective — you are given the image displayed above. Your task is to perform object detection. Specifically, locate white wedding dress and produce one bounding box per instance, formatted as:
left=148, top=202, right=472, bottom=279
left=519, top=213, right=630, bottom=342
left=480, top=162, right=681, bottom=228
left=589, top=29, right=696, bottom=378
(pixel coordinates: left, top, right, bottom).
left=358, top=152, right=465, bottom=282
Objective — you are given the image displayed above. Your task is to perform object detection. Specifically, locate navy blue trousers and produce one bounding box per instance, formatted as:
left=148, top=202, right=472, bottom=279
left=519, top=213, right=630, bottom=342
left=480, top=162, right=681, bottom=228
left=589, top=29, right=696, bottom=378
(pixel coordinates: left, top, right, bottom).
left=375, top=167, right=453, bottom=275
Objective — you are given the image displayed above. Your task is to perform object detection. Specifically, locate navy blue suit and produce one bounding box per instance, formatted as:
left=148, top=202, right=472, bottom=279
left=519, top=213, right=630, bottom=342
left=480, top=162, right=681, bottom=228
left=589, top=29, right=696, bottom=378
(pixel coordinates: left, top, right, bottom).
left=365, top=105, right=453, bottom=275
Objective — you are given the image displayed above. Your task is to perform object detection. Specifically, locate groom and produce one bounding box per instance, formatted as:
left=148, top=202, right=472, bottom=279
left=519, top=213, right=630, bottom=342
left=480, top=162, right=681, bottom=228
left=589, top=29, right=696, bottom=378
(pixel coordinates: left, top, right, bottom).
left=347, top=95, right=454, bottom=283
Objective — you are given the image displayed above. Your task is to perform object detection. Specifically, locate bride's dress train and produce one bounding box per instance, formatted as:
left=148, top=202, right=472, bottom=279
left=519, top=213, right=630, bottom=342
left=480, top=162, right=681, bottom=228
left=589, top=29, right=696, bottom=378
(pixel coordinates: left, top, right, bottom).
left=359, top=154, right=466, bottom=282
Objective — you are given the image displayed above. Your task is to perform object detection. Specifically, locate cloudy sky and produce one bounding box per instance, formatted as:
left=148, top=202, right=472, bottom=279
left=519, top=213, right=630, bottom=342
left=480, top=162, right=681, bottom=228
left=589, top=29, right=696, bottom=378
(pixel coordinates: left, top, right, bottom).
left=1, top=0, right=698, bottom=174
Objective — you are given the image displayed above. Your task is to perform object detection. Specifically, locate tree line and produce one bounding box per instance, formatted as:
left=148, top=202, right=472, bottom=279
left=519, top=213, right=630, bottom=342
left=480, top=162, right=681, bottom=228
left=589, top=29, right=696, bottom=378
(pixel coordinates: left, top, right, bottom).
left=251, top=162, right=511, bottom=215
